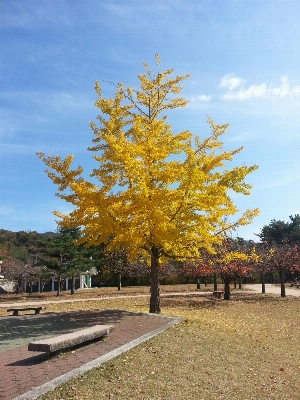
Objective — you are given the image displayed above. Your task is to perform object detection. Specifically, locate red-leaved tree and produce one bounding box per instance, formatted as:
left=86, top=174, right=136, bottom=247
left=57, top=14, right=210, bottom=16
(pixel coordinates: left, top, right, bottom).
left=264, top=241, right=300, bottom=297
left=210, top=238, right=253, bottom=300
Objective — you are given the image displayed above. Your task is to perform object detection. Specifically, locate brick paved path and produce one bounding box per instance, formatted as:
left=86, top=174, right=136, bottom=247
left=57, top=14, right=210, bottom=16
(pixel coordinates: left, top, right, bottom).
left=0, top=310, right=181, bottom=400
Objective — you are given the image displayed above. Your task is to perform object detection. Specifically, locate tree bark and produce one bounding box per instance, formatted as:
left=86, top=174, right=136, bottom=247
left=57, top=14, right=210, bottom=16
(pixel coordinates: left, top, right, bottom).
left=57, top=276, right=61, bottom=296
left=149, top=246, right=160, bottom=314
left=70, top=276, right=75, bottom=295
left=28, top=280, right=33, bottom=296
left=196, top=277, right=201, bottom=290
left=118, top=273, right=122, bottom=291
left=280, top=269, right=285, bottom=297
left=233, top=278, right=237, bottom=289
left=213, top=273, right=218, bottom=291
left=238, top=276, right=242, bottom=289
left=261, top=273, right=265, bottom=294
left=224, top=279, right=230, bottom=300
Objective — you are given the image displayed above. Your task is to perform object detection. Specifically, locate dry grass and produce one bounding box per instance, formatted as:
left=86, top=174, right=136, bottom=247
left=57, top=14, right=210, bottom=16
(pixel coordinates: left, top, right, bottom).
left=0, top=284, right=211, bottom=316
left=1, top=286, right=300, bottom=399
left=33, top=291, right=300, bottom=400
left=0, top=284, right=201, bottom=302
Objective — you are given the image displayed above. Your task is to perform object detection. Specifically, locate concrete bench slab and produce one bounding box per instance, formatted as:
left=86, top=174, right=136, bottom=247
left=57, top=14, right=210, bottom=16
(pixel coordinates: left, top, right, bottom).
left=7, top=306, right=45, bottom=316
left=212, top=290, right=224, bottom=299
left=28, top=324, right=114, bottom=353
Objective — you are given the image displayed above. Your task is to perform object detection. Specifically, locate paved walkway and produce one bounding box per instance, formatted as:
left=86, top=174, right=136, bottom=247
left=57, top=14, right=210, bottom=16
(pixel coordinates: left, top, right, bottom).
left=244, top=283, right=300, bottom=296
left=0, top=310, right=181, bottom=400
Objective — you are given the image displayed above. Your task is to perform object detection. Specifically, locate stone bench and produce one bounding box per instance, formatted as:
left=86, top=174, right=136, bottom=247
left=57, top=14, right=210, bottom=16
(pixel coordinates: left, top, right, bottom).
left=28, top=324, right=114, bottom=354
left=213, top=290, right=224, bottom=299
left=7, top=307, right=45, bottom=316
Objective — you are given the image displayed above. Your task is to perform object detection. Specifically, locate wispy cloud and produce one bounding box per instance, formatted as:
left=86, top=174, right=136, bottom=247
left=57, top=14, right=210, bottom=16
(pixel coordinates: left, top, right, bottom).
left=269, top=76, right=290, bottom=97
left=223, top=83, right=267, bottom=100
left=0, top=2, right=72, bottom=30
left=0, top=91, right=93, bottom=113
left=255, top=169, right=300, bottom=190
left=220, top=75, right=300, bottom=101
left=0, top=90, right=93, bottom=139
left=197, top=94, right=212, bottom=102
left=219, top=74, right=245, bottom=90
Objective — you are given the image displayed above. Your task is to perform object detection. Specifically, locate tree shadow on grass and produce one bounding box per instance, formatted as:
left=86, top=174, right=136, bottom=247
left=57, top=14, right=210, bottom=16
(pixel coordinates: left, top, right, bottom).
left=161, top=292, right=296, bottom=310
left=161, top=295, right=217, bottom=309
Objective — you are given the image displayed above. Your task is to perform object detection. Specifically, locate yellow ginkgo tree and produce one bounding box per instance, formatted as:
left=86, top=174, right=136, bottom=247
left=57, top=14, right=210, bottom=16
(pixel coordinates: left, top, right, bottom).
left=37, top=56, right=259, bottom=313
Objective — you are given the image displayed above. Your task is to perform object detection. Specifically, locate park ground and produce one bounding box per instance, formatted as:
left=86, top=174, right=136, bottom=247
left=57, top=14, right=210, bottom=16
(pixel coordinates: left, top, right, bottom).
left=1, top=284, right=300, bottom=400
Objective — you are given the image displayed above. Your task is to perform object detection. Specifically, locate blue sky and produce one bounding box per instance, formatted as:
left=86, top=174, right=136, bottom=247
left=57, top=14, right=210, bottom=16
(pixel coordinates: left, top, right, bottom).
left=0, top=0, right=299, bottom=241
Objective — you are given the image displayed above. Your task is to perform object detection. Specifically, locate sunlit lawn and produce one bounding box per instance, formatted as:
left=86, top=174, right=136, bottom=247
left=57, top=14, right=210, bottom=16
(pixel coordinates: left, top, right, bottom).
left=30, top=290, right=300, bottom=400
left=0, top=284, right=201, bottom=306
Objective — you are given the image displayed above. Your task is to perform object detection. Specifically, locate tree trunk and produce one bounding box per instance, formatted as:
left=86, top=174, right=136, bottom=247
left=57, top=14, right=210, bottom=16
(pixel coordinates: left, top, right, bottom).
left=213, top=273, right=218, bottom=291
left=196, top=277, right=201, bottom=290
left=71, top=276, right=75, bottom=295
left=261, top=273, right=265, bottom=293
left=15, top=279, right=20, bottom=294
left=238, top=276, right=242, bottom=289
left=118, top=273, right=122, bottom=291
left=204, top=275, right=207, bottom=287
left=57, top=276, right=61, bottom=296
left=224, top=279, right=230, bottom=300
left=233, top=278, right=237, bottom=289
left=280, top=269, right=285, bottom=297
left=149, top=246, right=160, bottom=314
left=28, top=281, right=33, bottom=296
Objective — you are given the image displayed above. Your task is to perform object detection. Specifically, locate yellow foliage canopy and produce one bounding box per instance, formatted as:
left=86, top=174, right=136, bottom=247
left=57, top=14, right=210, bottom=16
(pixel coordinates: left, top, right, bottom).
left=37, top=59, right=259, bottom=262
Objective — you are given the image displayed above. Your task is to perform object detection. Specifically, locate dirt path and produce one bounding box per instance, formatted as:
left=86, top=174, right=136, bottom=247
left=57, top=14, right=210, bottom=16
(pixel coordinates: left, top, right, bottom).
left=0, top=291, right=212, bottom=308
left=244, top=283, right=300, bottom=296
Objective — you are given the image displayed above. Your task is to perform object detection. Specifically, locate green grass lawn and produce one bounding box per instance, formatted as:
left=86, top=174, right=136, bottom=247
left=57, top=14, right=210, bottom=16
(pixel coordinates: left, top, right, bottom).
left=34, top=291, right=300, bottom=400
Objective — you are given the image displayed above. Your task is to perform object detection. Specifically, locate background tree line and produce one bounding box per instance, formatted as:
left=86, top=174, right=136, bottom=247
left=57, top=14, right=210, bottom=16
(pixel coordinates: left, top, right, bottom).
left=1, top=214, right=299, bottom=298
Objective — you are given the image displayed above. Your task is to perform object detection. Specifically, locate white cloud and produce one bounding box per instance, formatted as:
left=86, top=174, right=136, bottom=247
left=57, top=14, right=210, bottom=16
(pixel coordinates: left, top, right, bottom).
left=293, top=86, right=300, bottom=96
left=223, top=83, right=267, bottom=100
left=219, top=74, right=245, bottom=90
left=220, top=75, right=300, bottom=101
left=269, top=75, right=289, bottom=97
left=197, top=94, right=212, bottom=102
